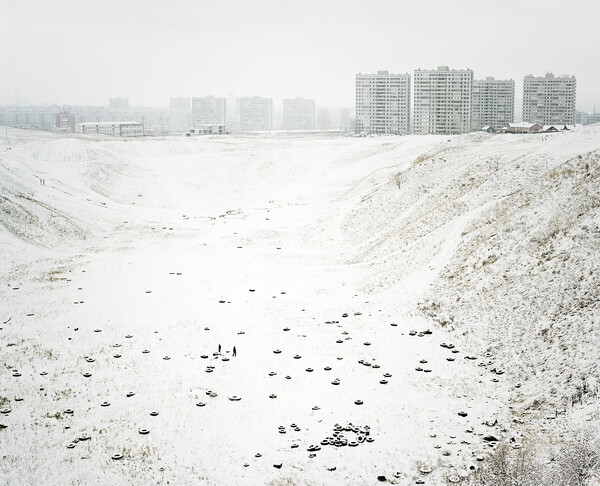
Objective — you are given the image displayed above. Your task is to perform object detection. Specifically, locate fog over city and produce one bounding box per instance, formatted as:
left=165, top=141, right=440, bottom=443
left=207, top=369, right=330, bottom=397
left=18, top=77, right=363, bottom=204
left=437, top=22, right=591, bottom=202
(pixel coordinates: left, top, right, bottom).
left=1, top=0, right=599, bottom=112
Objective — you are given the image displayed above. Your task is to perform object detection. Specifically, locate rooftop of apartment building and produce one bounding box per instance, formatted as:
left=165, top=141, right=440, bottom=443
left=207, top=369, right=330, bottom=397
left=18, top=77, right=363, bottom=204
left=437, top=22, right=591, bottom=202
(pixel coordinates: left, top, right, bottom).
left=524, top=72, right=576, bottom=79
left=77, top=121, right=142, bottom=126
left=414, top=66, right=472, bottom=73
left=356, top=71, right=410, bottom=77
left=476, top=77, right=514, bottom=82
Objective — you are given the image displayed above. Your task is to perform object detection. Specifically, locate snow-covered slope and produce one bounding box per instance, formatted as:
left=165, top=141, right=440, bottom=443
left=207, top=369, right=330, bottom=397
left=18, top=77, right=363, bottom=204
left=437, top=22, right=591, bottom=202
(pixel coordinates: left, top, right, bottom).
left=338, top=127, right=600, bottom=414
left=1, top=128, right=598, bottom=485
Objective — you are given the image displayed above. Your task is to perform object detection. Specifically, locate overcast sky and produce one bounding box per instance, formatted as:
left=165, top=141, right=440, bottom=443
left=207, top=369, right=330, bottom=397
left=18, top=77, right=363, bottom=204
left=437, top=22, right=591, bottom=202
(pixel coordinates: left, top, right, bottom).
left=1, top=0, right=598, bottom=114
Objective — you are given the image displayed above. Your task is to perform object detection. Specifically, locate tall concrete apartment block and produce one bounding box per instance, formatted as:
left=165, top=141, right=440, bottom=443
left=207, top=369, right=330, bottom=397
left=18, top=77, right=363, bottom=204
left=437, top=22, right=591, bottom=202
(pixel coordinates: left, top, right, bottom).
left=471, top=77, right=515, bottom=131
left=413, top=66, right=473, bottom=135
left=239, top=96, right=273, bottom=131
left=282, top=97, right=315, bottom=130
left=192, top=96, right=226, bottom=127
left=169, top=97, right=191, bottom=133
left=109, top=97, right=129, bottom=109
left=523, top=73, right=576, bottom=125
left=355, top=71, right=410, bottom=135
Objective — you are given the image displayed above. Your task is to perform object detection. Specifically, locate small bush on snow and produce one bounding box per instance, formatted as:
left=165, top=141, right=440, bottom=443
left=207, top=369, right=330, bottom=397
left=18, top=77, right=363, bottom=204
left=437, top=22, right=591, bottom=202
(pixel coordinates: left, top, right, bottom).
left=464, top=431, right=600, bottom=486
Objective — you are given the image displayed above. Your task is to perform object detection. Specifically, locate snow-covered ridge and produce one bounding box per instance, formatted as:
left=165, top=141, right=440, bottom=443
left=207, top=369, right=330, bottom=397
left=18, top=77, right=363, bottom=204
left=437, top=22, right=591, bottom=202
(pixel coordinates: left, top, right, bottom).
left=339, top=125, right=600, bottom=412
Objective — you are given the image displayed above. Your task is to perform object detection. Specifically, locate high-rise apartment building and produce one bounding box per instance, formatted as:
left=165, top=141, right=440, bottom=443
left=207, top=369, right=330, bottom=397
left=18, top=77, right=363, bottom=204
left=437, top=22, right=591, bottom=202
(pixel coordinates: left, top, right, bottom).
left=239, top=96, right=272, bottom=131
left=471, top=77, right=515, bottom=130
left=523, top=73, right=576, bottom=125
left=169, top=97, right=191, bottom=133
left=192, top=96, right=226, bottom=127
left=282, top=97, right=315, bottom=130
left=413, top=66, right=473, bottom=135
left=109, top=98, right=129, bottom=109
left=355, top=71, right=410, bottom=135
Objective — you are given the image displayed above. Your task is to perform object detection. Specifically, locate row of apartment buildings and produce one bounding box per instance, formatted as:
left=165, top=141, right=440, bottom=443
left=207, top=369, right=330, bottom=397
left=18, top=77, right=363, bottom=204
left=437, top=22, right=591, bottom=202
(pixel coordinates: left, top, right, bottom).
left=186, top=96, right=316, bottom=132
left=0, top=96, right=317, bottom=135
left=0, top=104, right=170, bottom=133
left=356, top=68, right=577, bottom=135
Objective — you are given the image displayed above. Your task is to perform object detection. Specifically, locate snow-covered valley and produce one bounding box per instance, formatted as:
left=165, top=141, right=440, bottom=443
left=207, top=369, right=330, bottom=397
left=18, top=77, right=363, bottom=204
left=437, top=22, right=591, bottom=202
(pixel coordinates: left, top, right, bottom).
left=1, top=128, right=599, bottom=485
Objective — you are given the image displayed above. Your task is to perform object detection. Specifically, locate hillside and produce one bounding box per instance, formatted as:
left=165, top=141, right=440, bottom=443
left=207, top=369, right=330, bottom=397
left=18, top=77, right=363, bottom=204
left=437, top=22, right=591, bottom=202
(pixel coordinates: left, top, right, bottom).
left=339, top=127, right=600, bottom=415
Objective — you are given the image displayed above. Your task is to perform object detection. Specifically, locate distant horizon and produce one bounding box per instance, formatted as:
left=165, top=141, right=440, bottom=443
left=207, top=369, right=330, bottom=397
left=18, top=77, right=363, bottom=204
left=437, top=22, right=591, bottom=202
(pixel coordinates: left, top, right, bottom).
left=2, top=73, right=599, bottom=120
left=0, top=96, right=353, bottom=110
left=2, top=0, right=599, bottom=115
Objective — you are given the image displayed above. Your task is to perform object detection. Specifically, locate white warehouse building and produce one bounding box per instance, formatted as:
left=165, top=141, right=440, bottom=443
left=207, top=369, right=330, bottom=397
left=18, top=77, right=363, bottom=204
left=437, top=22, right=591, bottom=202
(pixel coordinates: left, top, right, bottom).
left=75, top=121, right=143, bottom=137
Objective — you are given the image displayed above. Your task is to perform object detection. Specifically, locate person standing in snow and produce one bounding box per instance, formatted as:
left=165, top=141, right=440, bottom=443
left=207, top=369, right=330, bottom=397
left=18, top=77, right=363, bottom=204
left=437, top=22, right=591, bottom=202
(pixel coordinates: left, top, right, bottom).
left=233, top=346, right=237, bottom=357
left=218, top=344, right=221, bottom=354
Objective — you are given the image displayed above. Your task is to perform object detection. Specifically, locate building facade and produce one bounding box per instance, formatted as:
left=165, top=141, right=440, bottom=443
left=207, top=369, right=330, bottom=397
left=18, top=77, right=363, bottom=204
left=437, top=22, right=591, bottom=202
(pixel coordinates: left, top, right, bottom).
left=282, top=97, right=315, bottom=130
left=501, top=122, right=542, bottom=134
left=109, top=98, right=129, bottom=109
left=576, top=111, right=600, bottom=125
left=1, top=104, right=168, bottom=132
left=355, top=71, right=411, bottom=135
left=239, top=96, right=272, bottom=131
left=471, top=77, right=514, bottom=131
left=105, top=107, right=169, bottom=131
left=169, top=97, right=191, bottom=133
left=75, top=121, right=143, bottom=137
left=413, top=66, right=473, bottom=135
left=55, top=113, right=76, bottom=132
left=0, top=106, right=57, bottom=130
left=187, top=124, right=227, bottom=136
left=523, top=73, right=576, bottom=125
left=191, top=96, right=226, bottom=128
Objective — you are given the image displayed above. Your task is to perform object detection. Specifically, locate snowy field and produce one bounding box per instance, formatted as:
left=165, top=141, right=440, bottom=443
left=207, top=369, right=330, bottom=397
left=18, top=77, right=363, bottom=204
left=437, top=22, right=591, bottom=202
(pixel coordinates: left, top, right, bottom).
left=1, top=128, right=599, bottom=485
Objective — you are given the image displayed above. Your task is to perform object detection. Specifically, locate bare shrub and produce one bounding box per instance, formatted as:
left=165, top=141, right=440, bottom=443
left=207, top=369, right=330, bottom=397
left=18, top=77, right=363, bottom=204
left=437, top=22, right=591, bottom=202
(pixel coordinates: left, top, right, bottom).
left=466, top=444, right=540, bottom=486
left=547, top=432, right=600, bottom=486
left=465, top=432, right=600, bottom=486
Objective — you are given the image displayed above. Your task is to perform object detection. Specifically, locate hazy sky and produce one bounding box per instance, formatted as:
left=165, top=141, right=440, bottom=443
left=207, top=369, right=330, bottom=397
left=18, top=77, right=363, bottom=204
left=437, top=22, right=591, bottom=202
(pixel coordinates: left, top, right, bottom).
left=2, top=0, right=599, bottom=113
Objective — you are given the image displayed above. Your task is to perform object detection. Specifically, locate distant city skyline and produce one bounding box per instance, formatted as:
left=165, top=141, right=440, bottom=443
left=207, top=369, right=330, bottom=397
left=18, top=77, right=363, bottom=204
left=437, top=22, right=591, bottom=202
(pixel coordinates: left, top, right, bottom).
left=1, top=0, right=599, bottom=114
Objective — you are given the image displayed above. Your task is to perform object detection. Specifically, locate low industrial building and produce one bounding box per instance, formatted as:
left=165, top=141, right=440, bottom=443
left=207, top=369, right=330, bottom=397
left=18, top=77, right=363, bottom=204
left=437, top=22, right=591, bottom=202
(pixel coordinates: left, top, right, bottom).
left=75, top=121, right=143, bottom=137
left=500, top=122, right=542, bottom=134
left=186, top=124, right=227, bottom=136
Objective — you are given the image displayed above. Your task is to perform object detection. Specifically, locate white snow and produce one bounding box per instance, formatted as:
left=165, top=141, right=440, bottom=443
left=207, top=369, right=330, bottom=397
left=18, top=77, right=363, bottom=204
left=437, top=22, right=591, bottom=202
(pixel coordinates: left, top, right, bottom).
left=1, top=127, right=599, bottom=484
